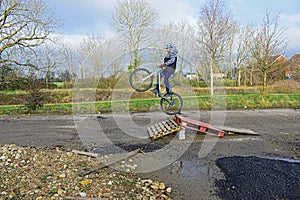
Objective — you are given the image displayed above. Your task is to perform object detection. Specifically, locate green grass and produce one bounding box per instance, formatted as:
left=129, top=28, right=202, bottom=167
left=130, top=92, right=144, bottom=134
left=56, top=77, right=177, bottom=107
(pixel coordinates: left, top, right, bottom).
left=228, top=93, right=300, bottom=109
left=53, top=82, right=65, bottom=87
left=0, top=90, right=26, bottom=95
left=0, top=92, right=299, bottom=115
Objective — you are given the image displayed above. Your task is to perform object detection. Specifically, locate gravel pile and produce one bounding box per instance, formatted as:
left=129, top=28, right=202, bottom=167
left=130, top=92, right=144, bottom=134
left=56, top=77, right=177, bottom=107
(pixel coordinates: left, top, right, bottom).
left=0, top=144, right=172, bottom=200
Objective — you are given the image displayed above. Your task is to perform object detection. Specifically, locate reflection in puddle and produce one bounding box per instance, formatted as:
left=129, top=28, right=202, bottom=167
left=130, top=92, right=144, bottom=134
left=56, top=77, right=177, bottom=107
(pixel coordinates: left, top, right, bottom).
left=169, top=159, right=217, bottom=178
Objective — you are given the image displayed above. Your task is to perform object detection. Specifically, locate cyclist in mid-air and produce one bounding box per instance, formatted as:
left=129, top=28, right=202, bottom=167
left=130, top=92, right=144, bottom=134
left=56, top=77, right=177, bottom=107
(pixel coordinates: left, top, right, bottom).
left=151, top=42, right=178, bottom=97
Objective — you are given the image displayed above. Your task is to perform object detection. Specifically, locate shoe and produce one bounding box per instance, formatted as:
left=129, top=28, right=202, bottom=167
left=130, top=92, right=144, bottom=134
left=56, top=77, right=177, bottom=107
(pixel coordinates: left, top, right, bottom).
left=151, top=88, right=161, bottom=97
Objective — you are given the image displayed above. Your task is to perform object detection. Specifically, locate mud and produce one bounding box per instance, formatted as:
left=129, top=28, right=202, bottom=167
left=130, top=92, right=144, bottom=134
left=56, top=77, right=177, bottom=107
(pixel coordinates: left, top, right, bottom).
left=0, top=109, right=299, bottom=199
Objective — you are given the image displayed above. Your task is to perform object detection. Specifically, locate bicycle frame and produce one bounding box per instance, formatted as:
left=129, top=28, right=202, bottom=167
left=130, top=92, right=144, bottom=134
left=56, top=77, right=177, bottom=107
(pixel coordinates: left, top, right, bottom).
left=155, top=67, right=178, bottom=95
left=156, top=69, right=163, bottom=94
left=140, top=71, right=156, bottom=82
left=140, top=66, right=164, bottom=93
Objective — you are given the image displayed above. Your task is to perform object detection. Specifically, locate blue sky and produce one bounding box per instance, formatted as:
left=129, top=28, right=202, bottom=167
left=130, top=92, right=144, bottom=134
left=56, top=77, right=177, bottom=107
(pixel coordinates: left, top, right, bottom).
left=48, top=0, right=300, bottom=57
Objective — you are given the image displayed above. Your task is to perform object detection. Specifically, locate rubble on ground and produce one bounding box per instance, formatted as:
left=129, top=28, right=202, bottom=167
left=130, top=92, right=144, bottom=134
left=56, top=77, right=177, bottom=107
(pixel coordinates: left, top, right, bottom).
left=0, top=144, right=172, bottom=200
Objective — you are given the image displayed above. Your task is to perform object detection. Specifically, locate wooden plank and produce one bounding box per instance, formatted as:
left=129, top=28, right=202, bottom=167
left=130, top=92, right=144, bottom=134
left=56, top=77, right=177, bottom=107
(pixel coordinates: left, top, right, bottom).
left=174, top=115, right=225, bottom=138
left=147, top=120, right=180, bottom=140
left=218, top=126, right=260, bottom=135
left=147, top=119, right=181, bottom=140
left=78, top=148, right=142, bottom=176
left=72, top=150, right=99, bottom=158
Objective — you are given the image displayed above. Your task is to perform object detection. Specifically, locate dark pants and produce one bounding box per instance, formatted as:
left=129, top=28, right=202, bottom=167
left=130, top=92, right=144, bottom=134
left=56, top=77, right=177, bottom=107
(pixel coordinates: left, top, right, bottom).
left=161, top=70, right=173, bottom=93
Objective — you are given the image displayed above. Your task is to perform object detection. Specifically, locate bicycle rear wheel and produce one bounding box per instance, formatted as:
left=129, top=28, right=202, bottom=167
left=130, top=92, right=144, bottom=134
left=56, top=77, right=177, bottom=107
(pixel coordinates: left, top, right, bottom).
left=160, top=92, right=183, bottom=115
left=129, top=68, right=153, bottom=92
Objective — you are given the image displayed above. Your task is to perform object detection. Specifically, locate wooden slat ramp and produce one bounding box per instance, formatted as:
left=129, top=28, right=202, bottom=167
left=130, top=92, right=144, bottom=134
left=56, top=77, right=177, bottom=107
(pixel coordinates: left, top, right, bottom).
left=147, top=115, right=260, bottom=140
left=147, top=119, right=181, bottom=140
left=218, top=126, right=260, bottom=136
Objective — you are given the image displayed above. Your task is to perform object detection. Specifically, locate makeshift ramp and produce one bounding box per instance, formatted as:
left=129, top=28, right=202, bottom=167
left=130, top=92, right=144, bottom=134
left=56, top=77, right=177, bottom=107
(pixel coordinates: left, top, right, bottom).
left=147, top=115, right=261, bottom=140
left=174, top=115, right=225, bottom=138
left=218, top=126, right=260, bottom=136
left=147, top=119, right=181, bottom=140
left=147, top=115, right=225, bottom=140
left=147, top=115, right=260, bottom=140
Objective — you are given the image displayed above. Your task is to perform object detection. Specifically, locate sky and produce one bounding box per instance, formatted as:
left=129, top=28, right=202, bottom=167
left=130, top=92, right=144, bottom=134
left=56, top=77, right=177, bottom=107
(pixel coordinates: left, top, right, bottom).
left=48, top=0, right=300, bottom=58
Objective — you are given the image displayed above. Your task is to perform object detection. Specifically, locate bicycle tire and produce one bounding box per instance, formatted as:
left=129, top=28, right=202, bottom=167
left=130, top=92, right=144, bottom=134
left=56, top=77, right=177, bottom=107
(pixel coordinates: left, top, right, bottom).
left=160, top=92, right=183, bottom=115
left=129, top=68, right=153, bottom=92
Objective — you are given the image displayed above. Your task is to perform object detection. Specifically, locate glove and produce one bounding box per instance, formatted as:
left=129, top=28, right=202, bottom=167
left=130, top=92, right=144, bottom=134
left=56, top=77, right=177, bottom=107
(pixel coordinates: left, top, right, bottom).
left=160, top=63, right=166, bottom=68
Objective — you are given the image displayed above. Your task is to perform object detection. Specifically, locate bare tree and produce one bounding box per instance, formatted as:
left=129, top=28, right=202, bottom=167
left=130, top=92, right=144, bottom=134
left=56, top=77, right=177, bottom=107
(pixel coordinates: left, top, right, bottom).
left=101, top=39, right=126, bottom=78
left=78, top=36, right=99, bottom=80
left=197, top=0, right=233, bottom=96
left=249, top=11, right=287, bottom=98
left=76, top=35, right=127, bottom=82
left=58, top=42, right=80, bottom=83
left=111, top=0, right=159, bottom=71
left=0, top=0, right=60, bottom=69
left=35, top=44, right=59, bottom=89
left=161, top=20, right=198, bottom=80
left=234, top=25, right=253, bottom=86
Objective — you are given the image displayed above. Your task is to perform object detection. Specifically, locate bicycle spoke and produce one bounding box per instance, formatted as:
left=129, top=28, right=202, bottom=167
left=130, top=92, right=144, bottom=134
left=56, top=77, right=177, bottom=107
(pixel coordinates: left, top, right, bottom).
left=160, top=93, right=183, bottom=115
left=129, top=68, right=153, bottom=92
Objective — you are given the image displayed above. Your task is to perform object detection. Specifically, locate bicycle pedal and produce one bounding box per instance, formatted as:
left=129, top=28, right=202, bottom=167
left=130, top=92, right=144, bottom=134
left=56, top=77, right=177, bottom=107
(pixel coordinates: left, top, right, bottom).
left=168, top=104, right=175, bottom=108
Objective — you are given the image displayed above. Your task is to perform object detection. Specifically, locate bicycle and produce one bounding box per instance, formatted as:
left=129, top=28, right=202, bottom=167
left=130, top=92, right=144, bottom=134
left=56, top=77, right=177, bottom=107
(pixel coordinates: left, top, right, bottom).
left=129, top=66, right=183, bottom=115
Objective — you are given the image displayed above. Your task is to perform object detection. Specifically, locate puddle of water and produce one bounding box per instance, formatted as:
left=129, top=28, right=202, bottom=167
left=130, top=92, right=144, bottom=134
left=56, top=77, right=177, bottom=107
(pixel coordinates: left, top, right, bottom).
left=169, top=158, right=218, bottom=178
left=151, top=157, right=220, bottom=199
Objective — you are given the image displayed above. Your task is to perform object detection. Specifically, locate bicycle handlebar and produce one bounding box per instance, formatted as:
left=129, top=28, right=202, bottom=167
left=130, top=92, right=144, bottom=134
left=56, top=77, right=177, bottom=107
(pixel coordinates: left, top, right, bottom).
left=157, top=64, right=166, bottom=69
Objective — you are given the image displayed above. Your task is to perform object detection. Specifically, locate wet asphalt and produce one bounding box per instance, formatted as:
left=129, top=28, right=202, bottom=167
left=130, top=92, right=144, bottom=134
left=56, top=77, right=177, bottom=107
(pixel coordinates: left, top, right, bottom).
left=0, top=109, right=299, bottom=199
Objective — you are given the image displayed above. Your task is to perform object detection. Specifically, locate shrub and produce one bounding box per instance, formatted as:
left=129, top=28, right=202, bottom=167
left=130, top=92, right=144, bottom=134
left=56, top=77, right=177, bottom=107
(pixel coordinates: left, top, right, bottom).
left=268, top=80, right=300, bottom=93
left=24, top=79, right=44, bottom=111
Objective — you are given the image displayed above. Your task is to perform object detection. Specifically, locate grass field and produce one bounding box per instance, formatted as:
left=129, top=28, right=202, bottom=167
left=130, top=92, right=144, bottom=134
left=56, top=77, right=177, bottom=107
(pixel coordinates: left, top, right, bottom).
left=0, top=92, right=299, bottom=115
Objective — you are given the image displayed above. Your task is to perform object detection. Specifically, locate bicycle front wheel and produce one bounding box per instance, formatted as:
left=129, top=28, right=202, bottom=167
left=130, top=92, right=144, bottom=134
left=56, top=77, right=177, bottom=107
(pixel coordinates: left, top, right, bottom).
left=129, top=68, right=153, bottom=92
left=160, top=92, right=183, bottom=115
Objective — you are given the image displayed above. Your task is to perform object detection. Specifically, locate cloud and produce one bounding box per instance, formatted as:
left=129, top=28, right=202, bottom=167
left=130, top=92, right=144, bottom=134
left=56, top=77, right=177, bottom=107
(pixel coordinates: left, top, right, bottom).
left=49, top=0, right=299, bottom=55
left=49, top=0, right=117, bottom=34
left=94, top=0, right=117, bottom=9
left=285, top=28, right=300, bottom=54
left=280, top=14, right=300, bottom=55
left=50, top=33, right=89, bottom=47
left=148, top=0, right=203, bottom=25
left=281, top=14, right=300, bottom=27
left=53, top=0, right=115, bottom=12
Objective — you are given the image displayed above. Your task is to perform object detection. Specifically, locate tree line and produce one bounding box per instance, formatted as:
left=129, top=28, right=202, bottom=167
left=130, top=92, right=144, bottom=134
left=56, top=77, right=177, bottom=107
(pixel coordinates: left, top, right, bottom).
left=0, top=0, right=293, bottom=99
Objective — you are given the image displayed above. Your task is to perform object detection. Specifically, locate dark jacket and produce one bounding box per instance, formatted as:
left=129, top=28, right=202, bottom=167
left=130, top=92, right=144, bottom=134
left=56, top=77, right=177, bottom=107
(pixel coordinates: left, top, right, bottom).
left=163, top=47, right=178, bottom=74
